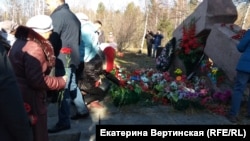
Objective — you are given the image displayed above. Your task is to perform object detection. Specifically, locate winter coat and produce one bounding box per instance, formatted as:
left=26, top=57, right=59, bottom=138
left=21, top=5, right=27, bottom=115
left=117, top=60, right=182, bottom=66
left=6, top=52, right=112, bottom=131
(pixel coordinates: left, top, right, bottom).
left=79, top=21, right=99, bottom=62
left=8, top=26, right=66, bottom=141
left=0, top=35, right=33, bottom=141
left=50, top=3, right=81, bottom=68
left=153, top=33, right=164, bottom=48
left=145, top=31, right=154, bottom=45
left=236, top=29, right=250, bottom=73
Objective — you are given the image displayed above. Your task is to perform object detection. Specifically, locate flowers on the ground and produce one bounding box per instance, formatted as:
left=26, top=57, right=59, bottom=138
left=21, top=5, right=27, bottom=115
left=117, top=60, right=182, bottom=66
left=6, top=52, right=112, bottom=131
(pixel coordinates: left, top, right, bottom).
left=200, top=59, right=226, bottom=86
left=108, top=65, right=231, bottom=115
left=212, top=90, right=231, bottom=104
left=174, top=68, right=182, bottom=76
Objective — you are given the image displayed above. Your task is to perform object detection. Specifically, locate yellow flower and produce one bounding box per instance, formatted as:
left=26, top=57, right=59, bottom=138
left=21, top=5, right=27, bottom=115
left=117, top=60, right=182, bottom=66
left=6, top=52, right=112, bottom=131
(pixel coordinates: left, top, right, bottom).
left=174, top=68, right=182, bottom=76
left=211, top=67, right=218, bottom=75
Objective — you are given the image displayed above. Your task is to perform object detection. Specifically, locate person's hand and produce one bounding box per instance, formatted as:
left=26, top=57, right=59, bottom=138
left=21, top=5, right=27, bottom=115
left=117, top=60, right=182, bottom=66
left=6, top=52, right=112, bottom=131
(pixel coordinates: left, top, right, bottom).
left=62, top=75, right=67, bottom=82
left=95, top=79, right=101, bottom=87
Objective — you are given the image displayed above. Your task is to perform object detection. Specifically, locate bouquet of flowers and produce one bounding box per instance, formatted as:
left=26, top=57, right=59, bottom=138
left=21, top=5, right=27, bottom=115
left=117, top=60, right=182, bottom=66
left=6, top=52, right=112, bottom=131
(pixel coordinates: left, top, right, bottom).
left=58, top=47, right=72, bottom=106
left=176, top=17, right=204, bottom=75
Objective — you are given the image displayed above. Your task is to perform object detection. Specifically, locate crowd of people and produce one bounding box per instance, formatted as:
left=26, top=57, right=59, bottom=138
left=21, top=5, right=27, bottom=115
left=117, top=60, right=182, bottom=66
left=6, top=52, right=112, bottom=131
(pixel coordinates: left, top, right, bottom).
left=0, top=0, right=118, bottom=140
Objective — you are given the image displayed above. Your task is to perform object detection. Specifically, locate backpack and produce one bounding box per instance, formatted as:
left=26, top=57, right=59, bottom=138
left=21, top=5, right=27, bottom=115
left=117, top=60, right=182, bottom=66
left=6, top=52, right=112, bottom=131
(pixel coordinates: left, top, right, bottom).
left=156, top=37, right=176, bottom=72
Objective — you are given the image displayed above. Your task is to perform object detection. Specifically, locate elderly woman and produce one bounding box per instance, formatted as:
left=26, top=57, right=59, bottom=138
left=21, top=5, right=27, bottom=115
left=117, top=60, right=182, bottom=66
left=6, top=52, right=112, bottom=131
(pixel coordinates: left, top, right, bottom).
left=8, top=15, right=67, bottom=141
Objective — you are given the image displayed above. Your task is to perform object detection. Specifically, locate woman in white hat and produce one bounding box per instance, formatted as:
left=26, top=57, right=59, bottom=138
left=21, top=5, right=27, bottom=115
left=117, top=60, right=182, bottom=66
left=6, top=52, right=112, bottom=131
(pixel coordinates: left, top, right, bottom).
left=8, top=15, right=67, bottom=141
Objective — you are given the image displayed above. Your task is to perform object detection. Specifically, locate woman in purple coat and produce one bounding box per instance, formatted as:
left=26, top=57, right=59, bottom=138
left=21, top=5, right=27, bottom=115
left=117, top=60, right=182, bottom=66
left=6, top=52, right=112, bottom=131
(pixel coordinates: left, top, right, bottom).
left=8, top=15, right=67, bottom=141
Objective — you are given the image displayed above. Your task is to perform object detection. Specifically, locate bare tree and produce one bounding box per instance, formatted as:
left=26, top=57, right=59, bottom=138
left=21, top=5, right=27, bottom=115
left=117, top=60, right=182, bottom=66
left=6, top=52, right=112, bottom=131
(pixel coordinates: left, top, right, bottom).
left=241, top=1, right=250, bottom=29
left=139, top=0, right=150, bottom=53
left=115, top=3, right=143, bottom=51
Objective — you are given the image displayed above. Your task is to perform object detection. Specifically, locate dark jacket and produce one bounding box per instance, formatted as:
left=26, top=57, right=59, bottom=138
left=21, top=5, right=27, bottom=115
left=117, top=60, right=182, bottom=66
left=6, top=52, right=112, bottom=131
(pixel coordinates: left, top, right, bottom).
left=8, top=26, right=66, bottom=141
left=0, top=35, right=32, bottom=141
left=145, top=31, right=154, bottom=45
left=50, top=3, right=81, bottom=68
left=153, top=33, right=164, bottom=48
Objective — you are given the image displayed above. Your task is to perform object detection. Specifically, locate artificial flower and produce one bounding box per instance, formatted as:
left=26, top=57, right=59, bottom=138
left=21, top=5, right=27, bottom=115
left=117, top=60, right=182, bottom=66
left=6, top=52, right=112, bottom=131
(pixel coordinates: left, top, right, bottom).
left=108, top=66, right=230, bottom=115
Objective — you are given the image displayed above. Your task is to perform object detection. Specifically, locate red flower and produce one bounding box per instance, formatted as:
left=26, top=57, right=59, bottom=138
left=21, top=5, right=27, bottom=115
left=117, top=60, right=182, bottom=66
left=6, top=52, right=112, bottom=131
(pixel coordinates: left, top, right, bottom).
left=153, top=96, right=159, bottom=102
left=60, top=47, right=72, bottom=54
left=161, top=98, right=168, bottom=105
left=60, top=47, right=72, bottom=68
left=221, top=23, right=226, bottom=27
left=24, top=102, right=31, bottom=113
left=231, top=29, right=246, bottom=40
left=119, top=80, right=126, bottom=87
left=133, top=70, right=141, bottom=75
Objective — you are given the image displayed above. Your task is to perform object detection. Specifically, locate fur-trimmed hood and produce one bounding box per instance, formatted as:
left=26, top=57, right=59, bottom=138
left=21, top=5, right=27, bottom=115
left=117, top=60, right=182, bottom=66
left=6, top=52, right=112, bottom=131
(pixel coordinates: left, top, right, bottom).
left=15, top=25, right=55, bottom=67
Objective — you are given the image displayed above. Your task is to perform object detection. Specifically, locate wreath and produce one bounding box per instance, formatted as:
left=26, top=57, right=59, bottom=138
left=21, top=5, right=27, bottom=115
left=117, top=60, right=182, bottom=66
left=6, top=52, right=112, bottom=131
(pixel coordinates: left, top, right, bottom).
left=156, top=37, right=176, bottom=72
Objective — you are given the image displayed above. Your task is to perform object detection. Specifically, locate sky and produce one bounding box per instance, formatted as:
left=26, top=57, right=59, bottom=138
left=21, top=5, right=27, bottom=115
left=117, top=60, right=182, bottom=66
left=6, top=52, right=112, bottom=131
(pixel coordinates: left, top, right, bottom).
left=67, top=0, right=144, bottom=11
left=0, top=0, right=144, bottom=12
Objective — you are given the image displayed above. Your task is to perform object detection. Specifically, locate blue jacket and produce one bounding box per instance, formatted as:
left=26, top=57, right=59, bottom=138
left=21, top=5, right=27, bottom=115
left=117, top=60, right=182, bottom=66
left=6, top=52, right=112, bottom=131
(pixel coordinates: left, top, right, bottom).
left=236, top=29, right=250, bottom=73
left=153, top=33, right=164, bottom=48
left=79, top=21, right=99, bottom=62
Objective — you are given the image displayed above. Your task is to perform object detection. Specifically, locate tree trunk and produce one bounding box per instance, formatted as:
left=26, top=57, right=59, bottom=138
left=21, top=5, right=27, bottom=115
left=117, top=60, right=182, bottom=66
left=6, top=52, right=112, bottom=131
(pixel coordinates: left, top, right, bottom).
left=139, top=1, right=149, bottom=54
left=242, top=3, right=250, bottom=29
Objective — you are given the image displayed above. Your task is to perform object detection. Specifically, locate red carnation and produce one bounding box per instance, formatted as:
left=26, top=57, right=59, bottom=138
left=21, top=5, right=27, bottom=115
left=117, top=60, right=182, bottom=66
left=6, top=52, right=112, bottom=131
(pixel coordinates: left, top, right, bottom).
left=24, top=102, right=31, bottom=113
left=60, top=47, right=72, bottom=54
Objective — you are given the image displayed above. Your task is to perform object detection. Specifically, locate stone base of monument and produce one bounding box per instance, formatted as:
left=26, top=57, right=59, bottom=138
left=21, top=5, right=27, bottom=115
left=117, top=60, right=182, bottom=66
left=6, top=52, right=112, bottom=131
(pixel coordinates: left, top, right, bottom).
left=173, top=0, right=237, bottom=41
left=204, top=23, right=241, bottom=82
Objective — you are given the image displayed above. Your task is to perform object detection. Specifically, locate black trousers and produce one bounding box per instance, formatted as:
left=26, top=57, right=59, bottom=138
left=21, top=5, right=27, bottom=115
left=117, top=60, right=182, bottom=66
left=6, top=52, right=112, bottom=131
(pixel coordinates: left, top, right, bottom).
left=78, top=55, right=105, bottom=104
left=147, top=43, right=152, bottom=57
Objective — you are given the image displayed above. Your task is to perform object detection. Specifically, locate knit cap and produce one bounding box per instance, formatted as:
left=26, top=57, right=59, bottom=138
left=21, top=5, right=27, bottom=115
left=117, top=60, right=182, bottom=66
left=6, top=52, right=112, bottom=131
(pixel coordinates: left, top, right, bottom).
left=26, top=15, right=53, bottom=33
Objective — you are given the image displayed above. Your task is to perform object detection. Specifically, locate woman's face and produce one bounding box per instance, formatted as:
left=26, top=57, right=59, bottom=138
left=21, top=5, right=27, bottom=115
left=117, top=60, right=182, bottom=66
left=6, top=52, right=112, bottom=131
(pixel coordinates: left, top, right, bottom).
left=40, top=30, right=52, bottom=40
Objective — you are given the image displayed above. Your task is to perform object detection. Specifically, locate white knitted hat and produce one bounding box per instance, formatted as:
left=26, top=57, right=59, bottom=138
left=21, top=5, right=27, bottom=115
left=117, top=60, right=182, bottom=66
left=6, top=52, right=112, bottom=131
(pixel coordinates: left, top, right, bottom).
left=26, top=15, right=53, bottom=33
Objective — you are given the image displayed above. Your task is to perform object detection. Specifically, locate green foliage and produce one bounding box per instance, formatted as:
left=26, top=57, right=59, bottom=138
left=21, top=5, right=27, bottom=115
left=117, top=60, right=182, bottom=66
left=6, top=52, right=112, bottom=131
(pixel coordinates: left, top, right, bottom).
left=189, top=0, right=200, bottom=10
left=109, top=84, right=141, bottom=107
left=96, top=2, right=106, bottom=20
left=158, top=19, right=174, bottom=43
